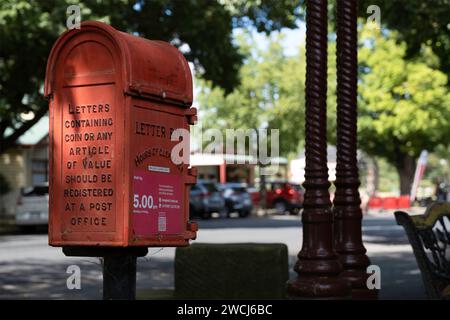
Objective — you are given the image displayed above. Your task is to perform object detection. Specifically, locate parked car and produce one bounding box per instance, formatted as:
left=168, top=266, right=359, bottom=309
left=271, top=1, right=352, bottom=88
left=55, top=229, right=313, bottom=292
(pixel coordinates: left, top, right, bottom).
left=16, top=184, right=49, bottom=228
left=246, top=185, right=261, bottom=208
left=248, top=181, right=305, bottom=214
left=265, top=181, right=304, bottom=215
left=189, top=181, right=225, bottom=219
left=245, top=181, right=304, bottom=215
left=217, top=183, right=253, bottom=218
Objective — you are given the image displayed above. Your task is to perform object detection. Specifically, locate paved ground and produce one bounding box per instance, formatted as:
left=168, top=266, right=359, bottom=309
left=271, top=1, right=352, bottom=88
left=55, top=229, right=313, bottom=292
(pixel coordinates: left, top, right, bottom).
left=0, top=212, right=426, bottom=299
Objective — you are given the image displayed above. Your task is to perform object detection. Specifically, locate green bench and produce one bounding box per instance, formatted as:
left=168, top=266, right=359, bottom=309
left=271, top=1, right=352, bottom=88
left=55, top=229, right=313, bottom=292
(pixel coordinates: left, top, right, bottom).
left=395, top=202, right=450, bottom=300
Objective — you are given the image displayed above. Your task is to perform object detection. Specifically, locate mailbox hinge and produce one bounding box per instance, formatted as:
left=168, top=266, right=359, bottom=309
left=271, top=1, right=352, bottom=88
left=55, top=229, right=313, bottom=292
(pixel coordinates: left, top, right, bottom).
left=185, top=107, right=197, bottom=125
left=186, top=167, right=197, bottom=185
left=183, top=221, right=198, bottom=240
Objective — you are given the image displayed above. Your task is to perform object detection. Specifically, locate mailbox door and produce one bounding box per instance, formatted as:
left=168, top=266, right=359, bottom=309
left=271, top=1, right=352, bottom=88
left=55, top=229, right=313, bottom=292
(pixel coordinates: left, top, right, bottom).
left=49, top=32, right=126, bottom=246
left=128, top=99, right=191, bottom=246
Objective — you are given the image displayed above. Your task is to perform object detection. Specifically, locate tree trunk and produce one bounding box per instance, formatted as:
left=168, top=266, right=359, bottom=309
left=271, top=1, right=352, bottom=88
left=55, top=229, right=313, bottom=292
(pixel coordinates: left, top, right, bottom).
left=255, top=128, right=267, bottom=212
left=373, top=158, right=379, bottom=195
left=259, top=169, right=267, bottom=210
left=396, top=154, right=416, bottom=196
left=366, top=157, right=379, bottom=196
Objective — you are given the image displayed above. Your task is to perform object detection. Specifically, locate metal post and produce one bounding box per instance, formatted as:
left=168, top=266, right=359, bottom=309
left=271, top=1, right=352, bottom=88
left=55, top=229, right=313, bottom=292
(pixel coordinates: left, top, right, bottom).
left=63, top=246, right=148, bottom=300
left=287, top=0, right=351, bottom=299
left=333, top=0, right=377, bottom=299
left=103, top=253, right=137, bottom=300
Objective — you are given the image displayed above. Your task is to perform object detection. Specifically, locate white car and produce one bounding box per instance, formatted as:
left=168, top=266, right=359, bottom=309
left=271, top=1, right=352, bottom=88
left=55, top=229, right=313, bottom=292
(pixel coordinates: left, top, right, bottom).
left=16, top=184, right=49, bottom=227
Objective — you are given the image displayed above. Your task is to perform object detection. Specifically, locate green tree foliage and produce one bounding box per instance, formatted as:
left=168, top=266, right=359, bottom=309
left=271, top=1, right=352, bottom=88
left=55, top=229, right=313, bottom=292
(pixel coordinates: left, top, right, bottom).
left=198, top=26, right=450, bottom=194
left=358, top=0, right=450, bottom=85
left=197, top=33, right=337, bottom=158
left=0, top=0, right=302, bottom=154
left=358, top=27, right=450, bottom=194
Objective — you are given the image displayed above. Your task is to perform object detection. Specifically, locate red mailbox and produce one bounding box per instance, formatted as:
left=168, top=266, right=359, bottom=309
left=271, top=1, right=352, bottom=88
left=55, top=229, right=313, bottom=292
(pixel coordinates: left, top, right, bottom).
left=45, top=21, right=197, bottom=247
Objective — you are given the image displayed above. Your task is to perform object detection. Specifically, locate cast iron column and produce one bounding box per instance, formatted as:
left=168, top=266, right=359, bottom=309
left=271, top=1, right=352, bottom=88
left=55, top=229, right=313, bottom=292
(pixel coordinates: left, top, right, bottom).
left=333, top=0, right=377, bottom=299
left=287, top=0, right=351, bottom=299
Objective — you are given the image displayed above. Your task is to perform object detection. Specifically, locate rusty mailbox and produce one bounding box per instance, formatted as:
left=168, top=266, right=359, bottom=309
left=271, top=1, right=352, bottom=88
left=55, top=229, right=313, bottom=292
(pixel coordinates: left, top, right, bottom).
left=45, top=21, right=198, bottom=247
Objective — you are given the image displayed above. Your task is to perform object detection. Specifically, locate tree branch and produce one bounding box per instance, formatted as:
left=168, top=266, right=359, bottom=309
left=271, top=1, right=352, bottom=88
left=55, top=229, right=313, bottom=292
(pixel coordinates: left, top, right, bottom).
left=0, top=107, right=48, bottom=154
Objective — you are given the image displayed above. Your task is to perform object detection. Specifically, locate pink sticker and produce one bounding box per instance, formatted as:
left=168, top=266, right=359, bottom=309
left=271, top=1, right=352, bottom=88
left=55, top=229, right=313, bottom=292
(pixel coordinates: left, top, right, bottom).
left=132, top=170, right=183, bottom=236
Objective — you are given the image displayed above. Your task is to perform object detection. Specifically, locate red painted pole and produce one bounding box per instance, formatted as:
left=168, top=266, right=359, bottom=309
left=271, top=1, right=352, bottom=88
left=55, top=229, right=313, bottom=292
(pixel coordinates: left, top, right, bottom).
left=219, top=163, right=226, bottom=183
left=287, top=0, right=351, bottom=299
left=333, top=0, right=377, bottom=299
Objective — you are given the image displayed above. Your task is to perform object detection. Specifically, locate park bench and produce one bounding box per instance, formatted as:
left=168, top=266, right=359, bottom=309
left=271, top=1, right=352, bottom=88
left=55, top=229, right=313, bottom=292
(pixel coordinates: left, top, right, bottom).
left=395, top=202, right=450, bottom=299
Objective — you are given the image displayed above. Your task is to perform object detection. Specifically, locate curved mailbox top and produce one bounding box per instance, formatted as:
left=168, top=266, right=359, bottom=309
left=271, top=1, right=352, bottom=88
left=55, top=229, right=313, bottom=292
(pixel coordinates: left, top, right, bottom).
left=45, top=21, right=193, bottom=107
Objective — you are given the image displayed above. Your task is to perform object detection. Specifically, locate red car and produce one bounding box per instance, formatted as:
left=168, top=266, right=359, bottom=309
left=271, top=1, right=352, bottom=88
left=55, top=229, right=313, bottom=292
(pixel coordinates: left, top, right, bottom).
left=248, top=181, right=304, bottom=215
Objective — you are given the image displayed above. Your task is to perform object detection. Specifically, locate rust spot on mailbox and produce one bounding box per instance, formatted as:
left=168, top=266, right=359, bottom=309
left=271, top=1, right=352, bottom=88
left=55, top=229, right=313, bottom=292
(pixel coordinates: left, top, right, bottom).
left=45, top=21, right=197, bottom=247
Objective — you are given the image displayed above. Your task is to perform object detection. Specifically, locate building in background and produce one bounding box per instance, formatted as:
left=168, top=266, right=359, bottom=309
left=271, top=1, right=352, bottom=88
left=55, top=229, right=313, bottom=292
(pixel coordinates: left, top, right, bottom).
left=190, top=153, right=288, bottom=184
left=290, top=146, right=337, bottom=184
left=0, top=116, right=48, bottom=217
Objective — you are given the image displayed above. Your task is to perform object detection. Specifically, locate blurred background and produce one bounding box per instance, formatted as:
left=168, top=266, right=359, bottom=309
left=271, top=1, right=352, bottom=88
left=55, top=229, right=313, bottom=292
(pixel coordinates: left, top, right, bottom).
left=0, top=0, right=449, bottom=300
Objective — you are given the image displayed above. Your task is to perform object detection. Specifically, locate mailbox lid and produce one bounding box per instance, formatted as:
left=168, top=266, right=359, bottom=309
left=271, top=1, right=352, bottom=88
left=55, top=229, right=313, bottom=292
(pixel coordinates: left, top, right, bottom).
left=120, top=32, right=193, bottom=106
left=45, top=21, right=193, bottom=107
